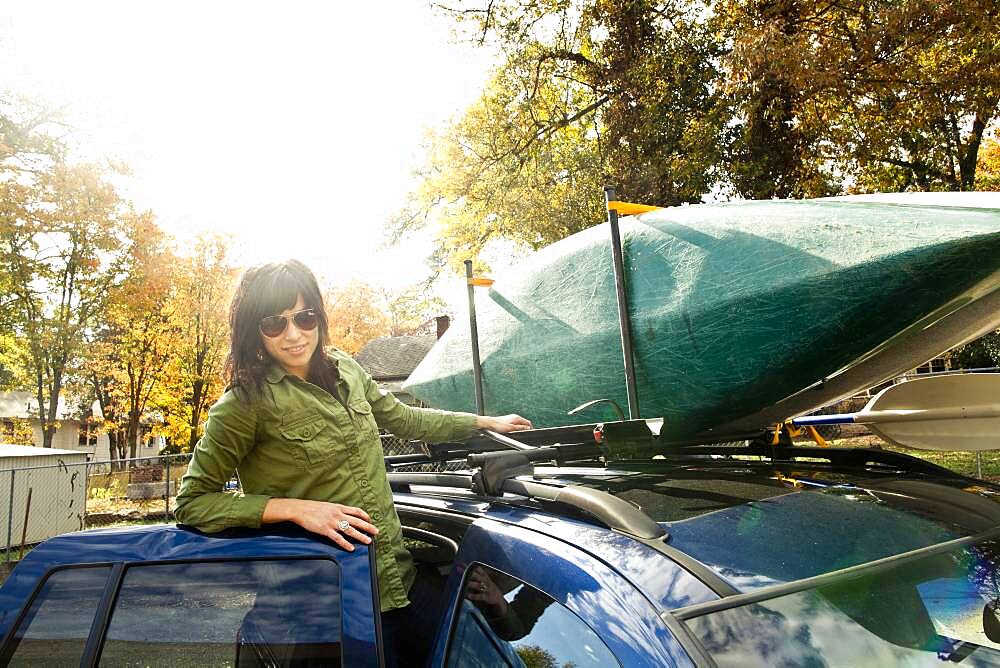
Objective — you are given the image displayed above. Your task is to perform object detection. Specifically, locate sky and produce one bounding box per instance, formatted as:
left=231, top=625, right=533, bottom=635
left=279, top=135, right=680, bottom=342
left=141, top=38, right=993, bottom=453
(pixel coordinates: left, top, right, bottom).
left=0, top=1, right=496, bottom=298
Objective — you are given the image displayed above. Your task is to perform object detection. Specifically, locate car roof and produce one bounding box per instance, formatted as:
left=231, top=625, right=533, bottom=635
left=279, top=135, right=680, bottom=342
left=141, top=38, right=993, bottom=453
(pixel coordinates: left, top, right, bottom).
left=390, top=455, right=1000, bottom=608
left=0, top=524, right=369, bottom=642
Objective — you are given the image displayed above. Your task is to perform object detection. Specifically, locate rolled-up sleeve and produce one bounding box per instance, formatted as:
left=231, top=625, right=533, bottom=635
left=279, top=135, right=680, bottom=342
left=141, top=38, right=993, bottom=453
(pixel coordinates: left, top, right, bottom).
left=354, top=361, right=479, bottom=443
left=174, top=390, right=272, bottom=532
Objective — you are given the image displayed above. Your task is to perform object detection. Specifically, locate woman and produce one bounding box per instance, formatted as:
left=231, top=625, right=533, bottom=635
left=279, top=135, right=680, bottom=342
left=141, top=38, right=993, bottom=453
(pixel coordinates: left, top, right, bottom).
left=174, top=259, right=531, bottom=665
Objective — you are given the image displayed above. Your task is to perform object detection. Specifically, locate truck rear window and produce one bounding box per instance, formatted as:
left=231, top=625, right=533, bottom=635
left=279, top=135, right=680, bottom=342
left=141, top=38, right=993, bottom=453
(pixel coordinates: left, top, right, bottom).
left=1, top=565, right=111, bottom=666
left=100, top=559, right=342, bottom=667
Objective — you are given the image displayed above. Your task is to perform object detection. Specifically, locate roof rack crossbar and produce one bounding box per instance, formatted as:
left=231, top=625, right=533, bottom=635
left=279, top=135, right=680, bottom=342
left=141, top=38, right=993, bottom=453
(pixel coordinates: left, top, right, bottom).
left=386, top=470, right=665, bottom=539
left=502, top=479, right=666, bottom=540
left=388, top=473, right=475, bottom=494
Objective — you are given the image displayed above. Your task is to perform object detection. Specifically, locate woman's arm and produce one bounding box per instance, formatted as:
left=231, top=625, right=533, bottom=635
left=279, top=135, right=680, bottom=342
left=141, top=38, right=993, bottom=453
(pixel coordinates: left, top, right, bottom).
left=353, top=358, right=531, bottom=441
left=174, top=391, right=272, bottom=532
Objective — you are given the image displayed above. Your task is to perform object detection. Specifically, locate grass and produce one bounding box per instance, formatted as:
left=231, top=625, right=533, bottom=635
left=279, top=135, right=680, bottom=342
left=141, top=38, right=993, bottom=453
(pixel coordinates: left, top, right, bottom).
left=827, top=435, right=1000, bottom=481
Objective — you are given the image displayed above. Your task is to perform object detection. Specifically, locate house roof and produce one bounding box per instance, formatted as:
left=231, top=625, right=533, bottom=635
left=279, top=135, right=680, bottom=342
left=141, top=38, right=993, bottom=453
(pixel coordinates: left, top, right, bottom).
left=355, top=335, right=437, bottom=380
left=0, top=444, right=86, bottom=458
left=0, top=391, right=75, bottom=420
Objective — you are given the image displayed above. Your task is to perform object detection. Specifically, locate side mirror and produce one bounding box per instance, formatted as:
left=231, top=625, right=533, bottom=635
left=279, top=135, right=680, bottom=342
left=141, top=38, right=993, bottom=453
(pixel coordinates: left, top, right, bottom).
left=984, top=600, right=1000, bottom=643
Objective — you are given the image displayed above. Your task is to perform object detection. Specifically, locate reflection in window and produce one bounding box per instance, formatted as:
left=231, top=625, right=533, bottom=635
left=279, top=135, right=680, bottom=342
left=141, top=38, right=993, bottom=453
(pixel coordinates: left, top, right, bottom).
left=446, top=563, right=620, bottom=667
left=2, top=566, right=110, bottom=666
left=686, top=539, right=1000, bottom=666
left=100, top=559, right=341, bottom=667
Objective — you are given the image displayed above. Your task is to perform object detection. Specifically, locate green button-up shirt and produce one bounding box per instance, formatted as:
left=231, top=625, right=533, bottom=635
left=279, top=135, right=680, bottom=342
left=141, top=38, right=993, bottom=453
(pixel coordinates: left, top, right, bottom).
left=174, top=348, right=479, bottom=612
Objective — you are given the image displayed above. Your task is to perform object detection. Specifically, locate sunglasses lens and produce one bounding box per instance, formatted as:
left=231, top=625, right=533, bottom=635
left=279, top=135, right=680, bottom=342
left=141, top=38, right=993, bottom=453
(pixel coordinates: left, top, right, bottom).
left=293, top=309, right=318, bottom=331
left=260, top=309, right=317, bottom=338
left=259, top=315, right=287, bottom=338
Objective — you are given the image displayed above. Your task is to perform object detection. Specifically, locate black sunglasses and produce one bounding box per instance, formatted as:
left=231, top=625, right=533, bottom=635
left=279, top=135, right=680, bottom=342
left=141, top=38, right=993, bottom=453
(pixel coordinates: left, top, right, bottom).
left=259, top=308, right=319, bottom=338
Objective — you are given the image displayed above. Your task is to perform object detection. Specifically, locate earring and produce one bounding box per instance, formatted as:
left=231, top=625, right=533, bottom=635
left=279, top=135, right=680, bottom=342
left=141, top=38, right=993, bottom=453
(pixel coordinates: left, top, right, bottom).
left=256, top=350, right=264, bottom=361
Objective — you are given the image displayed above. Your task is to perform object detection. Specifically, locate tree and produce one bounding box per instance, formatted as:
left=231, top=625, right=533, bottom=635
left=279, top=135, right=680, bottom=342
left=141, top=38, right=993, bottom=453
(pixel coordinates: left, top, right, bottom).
left=399, top=0, right=999, bottom=258
left=0, top=98, right=65, bottom=392
left=951, top=330, right=1000, bottom=370
left=0, top=333, right=28, bottom=391
left=3, top=160, right=132, bottom=447
left=718, top=0, right=839, bottom=198
left=324, top=281, right=391, bottom=355
left=110, top=217, right=179, bottom=460
left=394, top=0, right=727, bottom=272
left=86, top=340, right=129, bottom=463
left=720, top=0, right=1000, bottom=193
left=160, top=234, right=237, bottom=452
left=977, top=137, right=1000, bottom=191
left=84, top=214, right=180, bottom=462
left=382, top=284, right=447, bottom=336
left=514, top=645, right=558, bottom=668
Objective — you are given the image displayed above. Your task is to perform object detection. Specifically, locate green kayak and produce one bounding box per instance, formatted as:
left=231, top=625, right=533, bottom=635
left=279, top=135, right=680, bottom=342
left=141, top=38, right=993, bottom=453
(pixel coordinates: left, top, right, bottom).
left=404, top=194, right=1000, bottom=436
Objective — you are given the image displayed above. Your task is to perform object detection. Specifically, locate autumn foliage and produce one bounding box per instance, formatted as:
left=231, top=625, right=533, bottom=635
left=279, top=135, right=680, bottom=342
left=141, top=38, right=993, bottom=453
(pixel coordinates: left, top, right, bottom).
left=0, top=98, right=444, bottom=459
left=396, top=0, right=1000, bottom=272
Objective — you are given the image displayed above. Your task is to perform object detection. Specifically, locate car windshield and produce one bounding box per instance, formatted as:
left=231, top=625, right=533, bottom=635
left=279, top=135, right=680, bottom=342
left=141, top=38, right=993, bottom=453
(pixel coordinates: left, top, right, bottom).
left=683, top=535, right=1000, bottom=666
left=553, top=467, right=1000, bottom=592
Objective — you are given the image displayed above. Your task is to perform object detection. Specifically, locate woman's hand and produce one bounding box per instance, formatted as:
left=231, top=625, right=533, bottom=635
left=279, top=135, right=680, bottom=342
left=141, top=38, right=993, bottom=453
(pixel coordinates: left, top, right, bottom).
left=263, top=498, right=379, bottom=552
left=465, top=565, right=508, bottom=616
left=476, top=414, right=533, bottom=433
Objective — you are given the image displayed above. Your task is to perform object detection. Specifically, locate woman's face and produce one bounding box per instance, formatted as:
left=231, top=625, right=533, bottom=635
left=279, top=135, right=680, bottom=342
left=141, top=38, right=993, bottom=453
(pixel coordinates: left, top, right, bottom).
left=260, top=294, right=318, bottom=379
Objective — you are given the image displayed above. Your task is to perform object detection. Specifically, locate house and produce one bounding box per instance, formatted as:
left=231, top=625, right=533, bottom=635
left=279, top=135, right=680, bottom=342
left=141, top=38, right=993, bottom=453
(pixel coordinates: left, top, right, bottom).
left=355, top=334, right=439, bottom=406
left=355, top=315, right=451, bottom=406
left=0, top=391, right=161, bottom=462
left=0, top=391, right=96, bottom=452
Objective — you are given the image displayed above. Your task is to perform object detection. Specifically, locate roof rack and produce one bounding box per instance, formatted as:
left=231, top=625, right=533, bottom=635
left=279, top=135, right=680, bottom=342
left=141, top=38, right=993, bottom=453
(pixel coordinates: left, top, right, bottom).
left=385, top=422, right=965, bottom=542
left=387, top=470, right=665, bottom=540
left=664, top=441, right=963, bottom=477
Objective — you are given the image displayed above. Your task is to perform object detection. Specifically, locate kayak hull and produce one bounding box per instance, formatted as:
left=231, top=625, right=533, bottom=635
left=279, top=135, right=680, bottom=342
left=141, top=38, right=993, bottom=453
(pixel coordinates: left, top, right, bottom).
left=405, top=195, right=1000, bottom=436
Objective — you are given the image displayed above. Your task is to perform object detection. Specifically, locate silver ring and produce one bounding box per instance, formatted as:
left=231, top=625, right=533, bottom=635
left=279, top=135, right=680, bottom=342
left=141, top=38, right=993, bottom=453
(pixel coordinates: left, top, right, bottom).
left=337, top=519, right=350, bottom=531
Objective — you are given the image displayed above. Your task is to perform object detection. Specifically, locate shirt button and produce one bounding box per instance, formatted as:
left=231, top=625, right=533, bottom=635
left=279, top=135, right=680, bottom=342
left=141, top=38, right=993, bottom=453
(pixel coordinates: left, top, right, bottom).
left=372, top=512, right=381, bottom=521
left=301, top=427, right=313, bottom=438
left=360, top=480, right=369, bottom=487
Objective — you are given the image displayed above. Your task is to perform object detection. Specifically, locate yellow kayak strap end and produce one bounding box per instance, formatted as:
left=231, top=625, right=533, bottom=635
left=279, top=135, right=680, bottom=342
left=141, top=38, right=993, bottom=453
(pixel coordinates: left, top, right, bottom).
left=607, top=200, right=663, bottom=216
left=467, top=277, right=495, bottom=287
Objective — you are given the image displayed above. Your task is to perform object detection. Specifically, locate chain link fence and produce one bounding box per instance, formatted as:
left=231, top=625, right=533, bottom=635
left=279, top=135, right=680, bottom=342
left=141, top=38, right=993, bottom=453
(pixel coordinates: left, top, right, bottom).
left=0, top=453, right=194, bottom=571
left=379, top=434, right=468, bottom=472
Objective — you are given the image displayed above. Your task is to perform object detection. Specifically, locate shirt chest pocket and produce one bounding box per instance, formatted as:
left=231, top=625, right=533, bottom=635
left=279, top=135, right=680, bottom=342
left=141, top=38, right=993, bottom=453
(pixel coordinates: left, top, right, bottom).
left=279, top=409, right=332, bottom=469
left=348, top=399, right=380, bottom=443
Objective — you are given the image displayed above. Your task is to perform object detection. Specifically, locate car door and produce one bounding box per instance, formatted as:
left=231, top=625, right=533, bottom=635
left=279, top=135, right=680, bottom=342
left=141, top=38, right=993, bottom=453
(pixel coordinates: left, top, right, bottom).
left=430, top=517, right=695, bottom=667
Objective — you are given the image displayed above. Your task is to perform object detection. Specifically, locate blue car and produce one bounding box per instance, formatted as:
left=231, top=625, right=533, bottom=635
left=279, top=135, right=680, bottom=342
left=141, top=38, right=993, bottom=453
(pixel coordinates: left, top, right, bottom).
left=1, top=425, right=999, bottom=666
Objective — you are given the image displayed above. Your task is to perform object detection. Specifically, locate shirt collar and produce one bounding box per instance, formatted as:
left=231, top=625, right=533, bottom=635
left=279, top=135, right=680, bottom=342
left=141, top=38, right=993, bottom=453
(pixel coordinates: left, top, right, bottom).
left=265, top=364, right=290, bottom=384
left=264, top=352, right=340, bottom=384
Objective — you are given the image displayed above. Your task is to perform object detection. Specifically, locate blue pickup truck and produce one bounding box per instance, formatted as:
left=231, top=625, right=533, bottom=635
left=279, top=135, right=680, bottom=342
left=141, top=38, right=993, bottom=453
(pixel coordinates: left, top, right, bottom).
left=2, top=425, right=1000, bottom=667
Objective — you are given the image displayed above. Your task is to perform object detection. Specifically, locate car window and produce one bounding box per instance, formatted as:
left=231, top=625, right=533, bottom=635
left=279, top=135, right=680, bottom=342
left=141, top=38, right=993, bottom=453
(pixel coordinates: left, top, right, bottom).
left=684, top=537, right=1000, bottom=666
left=99, top=558, right=342, bottom=667
left=1, top=565, right=111, bottom=666
left=446, top=563, right=620, bottom=667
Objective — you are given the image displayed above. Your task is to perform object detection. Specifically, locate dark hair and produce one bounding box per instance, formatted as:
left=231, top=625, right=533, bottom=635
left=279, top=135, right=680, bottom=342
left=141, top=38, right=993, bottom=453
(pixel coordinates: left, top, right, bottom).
left=225, top=259, right=340, bottom=400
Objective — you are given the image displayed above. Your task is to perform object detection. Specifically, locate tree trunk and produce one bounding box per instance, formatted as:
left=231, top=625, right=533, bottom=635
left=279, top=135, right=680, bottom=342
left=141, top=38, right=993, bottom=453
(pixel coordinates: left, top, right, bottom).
left=127, top=410, right=140, bottom=465
left=115, top=429, right=128, bottom=471
left=958, top=109, right=992, bottom=190
left=41, top=424, right=55, bottom=448
left=42, top=366, right=64, bottom=448
left=187, top=378, right=204, bottom=451
left=108, top=430, right=121, bottom=472
left=34, top=373, right=54, bottom=448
